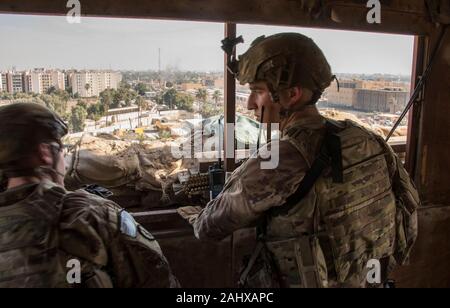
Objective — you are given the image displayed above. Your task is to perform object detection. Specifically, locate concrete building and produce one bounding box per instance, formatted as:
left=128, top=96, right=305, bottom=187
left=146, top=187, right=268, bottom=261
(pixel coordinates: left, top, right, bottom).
left=0, top=72, right=15, bottom=93
left=361, top=80, right=410, bottom=90
left=214, top=78, right=224, bottom=89
left=71, top=71, right=122, bottom=97
left=64, top=71, right=74, bottom=90
left=10, top=73, right=24, bottom=93
left=51, top=71, right=65, bottom=91
left=23, top=73, right=33, bottom=93
left=1, top=73, right=9, bottom=92
left=325, top=80, right=363, bottom=108
left=324, top=79, right=410, bottom=113
left=1, top=73, right=10, bottom=93
left=354, top=88, right=409, bottom=113
left=0, top=74, right=3, bottom=92
left=29, top=69, right=66, bottom=94
left=180, top=82, right=203, bottom=91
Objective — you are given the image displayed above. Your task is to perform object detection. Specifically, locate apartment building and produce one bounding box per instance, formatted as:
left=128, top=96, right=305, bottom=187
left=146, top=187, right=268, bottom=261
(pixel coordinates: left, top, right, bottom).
left=23, top=73, right=32, bottom=93
left=0, top=74, right=4, bottom=92
left=0, top=71, right=24, bottom=93
left=64, top=72, right=74, bottom=90
left=29, top=69, right=66, bottom=94
left=10, top=73, right=24, bottom=93
left=1, top=69, right=121, bottom=96
left=71, top=70, right=122, bottom=97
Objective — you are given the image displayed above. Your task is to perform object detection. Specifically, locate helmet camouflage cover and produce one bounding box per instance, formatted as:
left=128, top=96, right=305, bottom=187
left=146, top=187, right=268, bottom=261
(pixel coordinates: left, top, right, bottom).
left=236, top=33, right=334, bottom=100
left=0, top=103, right=68, bottom=166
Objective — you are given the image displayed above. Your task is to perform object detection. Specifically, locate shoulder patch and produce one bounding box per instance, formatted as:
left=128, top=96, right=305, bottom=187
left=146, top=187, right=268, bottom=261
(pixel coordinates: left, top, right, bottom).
left=119, top=210, right=137, bottom=238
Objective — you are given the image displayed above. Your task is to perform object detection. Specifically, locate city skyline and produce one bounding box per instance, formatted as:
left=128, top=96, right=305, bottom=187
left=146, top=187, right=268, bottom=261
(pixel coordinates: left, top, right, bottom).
left=0, top=67, right=412, bottom=78
left=0, top=68, right=122, bottom=97
left=0, top=14, right=414, bottom=75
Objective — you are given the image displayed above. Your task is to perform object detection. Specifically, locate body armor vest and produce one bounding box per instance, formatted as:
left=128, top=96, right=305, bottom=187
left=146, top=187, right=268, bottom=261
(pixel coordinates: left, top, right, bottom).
left=0, top=182, right=114, bottom=288
left=265, top=120, right=397, bottom=288
left=0, top=182, right=69, bottom=287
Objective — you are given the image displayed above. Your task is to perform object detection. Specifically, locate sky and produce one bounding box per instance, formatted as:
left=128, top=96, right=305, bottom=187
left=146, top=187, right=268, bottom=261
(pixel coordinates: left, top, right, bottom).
left=0, top=14, right=414, bottom=75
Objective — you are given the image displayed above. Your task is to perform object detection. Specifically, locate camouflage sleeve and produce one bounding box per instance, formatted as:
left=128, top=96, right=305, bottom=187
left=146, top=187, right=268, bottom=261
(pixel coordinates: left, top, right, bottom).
left=193, top=140, right=308, bottom=241
left=59, top=190, right=178, bottom=288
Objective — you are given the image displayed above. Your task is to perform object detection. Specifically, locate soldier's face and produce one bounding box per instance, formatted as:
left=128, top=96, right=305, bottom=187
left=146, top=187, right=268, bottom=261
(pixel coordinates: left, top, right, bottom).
left=55, top=147, right=66, bottom=185
left=247, top=81, right=281, bottom=124
left=38, top=142, right=66, bottom=186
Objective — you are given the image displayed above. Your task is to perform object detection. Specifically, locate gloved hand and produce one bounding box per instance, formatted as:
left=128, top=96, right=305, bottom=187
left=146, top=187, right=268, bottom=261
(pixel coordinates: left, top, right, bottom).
left=177, top=206, right=202, bottom=225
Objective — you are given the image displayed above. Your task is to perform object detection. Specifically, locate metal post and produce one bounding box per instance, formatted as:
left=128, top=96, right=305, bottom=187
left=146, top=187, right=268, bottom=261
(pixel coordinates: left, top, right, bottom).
left=224, top=23, right=236, bottom=172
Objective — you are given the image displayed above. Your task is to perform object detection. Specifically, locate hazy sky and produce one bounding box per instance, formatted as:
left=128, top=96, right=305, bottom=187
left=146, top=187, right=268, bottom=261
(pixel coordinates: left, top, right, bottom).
left=0, top=14, right=414, bottom=75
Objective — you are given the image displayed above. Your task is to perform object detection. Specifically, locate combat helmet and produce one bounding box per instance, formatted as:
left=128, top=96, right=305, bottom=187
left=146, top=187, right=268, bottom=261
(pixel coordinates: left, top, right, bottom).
left=0, top=103, right=68, bottom=177
left=228, top=33, right=334, bottom=104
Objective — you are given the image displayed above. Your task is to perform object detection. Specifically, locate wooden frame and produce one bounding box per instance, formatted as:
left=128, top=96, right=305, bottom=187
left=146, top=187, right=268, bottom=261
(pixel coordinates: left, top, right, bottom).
left=1, top=0, right=445, bottom=201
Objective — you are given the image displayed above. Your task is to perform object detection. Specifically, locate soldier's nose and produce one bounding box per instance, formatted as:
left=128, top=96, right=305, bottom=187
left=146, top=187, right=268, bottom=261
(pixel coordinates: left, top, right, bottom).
left=247, top=98, right=257, bottom=111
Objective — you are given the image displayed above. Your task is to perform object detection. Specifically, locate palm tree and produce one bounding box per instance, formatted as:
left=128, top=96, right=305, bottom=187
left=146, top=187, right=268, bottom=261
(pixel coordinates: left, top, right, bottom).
left=212, top=90, right=221, bottom=107
left=84, top=83, right=91, bottom=97
left=135, top=96, right=148, bottom=126
left=100, top=89, right=113, bottom=126
left=163, top=88, right=177, bottom=110
left=195, top=88, right=208, bottom=112
left=195, top=88, right=208, bottom=103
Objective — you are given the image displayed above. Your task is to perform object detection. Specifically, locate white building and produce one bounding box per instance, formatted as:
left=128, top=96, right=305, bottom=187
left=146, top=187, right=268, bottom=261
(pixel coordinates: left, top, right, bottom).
left=1, top=69, right=121, bottom=96
left=23, top=73, right=32, bottom=93
left=0, top=72, right=22, bottom=93
left=29, top=69, right=66, bottom=94
left=11, top=73, right=24, bottom=93
left=71, top=71, right=122, bottom=97
left=1, top=73, right=9, bottom=92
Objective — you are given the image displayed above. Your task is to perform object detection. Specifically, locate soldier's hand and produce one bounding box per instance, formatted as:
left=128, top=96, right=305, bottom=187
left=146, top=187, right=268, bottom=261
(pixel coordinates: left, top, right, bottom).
left=177, top=206, right=202, bottom=225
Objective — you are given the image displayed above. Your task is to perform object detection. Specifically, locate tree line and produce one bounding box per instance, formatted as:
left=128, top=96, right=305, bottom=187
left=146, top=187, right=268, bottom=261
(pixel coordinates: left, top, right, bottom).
left=1, top=81, right=224, bottom=133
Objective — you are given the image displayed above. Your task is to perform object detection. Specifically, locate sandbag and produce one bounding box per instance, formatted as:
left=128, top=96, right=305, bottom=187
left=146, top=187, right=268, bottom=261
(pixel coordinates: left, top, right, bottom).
left=65, top=134, right=186, bottom=209
left=66, top=134, right=142, bottom=188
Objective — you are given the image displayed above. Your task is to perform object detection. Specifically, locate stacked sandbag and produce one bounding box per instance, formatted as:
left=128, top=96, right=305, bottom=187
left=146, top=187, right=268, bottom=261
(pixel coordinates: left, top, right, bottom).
left=321, top=110, right=407, bottom=138
left=65, top=134, right=186, bottom=210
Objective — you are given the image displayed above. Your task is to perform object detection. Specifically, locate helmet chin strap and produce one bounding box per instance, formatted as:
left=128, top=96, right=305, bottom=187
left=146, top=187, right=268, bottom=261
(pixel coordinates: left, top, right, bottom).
left=270, top=88, right=322, bottom=119
left=269, top=90, right=301, bottom=119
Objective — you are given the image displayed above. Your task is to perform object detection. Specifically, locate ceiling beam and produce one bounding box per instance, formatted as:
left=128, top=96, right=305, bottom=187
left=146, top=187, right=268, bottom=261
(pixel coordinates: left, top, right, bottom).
left=0, top=0, right=434, bottom=35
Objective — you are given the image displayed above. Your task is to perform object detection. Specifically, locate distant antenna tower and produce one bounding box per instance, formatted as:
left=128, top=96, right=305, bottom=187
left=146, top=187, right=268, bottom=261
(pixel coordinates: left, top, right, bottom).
left=158, top=48, right=161, bottom=74
left=158, top=48, right=162, bottom=87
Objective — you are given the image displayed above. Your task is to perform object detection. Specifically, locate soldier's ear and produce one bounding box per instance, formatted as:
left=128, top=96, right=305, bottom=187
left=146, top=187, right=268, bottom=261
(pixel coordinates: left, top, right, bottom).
left=37, top=143, right=53, bottom=166
left=287, top=86, right=303, bottom=107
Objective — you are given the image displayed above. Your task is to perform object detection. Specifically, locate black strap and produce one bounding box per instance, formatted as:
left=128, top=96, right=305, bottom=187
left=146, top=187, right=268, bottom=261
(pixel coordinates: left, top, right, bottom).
left=270, top=120, right=344, bottom=217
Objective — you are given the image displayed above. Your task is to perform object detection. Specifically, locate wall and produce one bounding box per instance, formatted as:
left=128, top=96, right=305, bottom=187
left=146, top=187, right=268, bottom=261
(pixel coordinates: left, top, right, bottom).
left=415, top=28, right=450, bottom=205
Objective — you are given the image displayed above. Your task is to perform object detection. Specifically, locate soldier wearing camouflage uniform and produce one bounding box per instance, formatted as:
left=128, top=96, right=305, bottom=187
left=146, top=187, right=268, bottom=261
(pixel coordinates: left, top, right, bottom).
left=0, top=103, right=178, bottom=288
left=186, top=33, right=420, bottom=288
